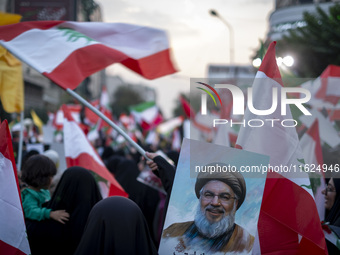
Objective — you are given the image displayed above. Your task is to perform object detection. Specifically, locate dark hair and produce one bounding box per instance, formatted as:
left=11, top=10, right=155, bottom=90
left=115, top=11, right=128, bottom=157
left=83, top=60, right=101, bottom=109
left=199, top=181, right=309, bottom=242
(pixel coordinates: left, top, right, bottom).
left=21, top=154, right=57, bottom=189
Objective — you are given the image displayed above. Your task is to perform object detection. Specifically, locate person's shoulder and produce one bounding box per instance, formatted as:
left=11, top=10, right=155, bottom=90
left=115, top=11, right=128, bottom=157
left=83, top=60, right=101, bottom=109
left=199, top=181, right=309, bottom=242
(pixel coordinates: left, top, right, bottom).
left=21, top=187, right=36, bottom=196
left=21, top=188, right=40, bottom=202
left=162, top=221, right=194, bottom=238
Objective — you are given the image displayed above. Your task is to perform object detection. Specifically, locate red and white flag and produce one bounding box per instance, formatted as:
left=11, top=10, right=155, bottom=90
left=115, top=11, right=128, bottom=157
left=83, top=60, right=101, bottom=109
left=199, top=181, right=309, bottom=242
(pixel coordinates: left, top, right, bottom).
left=0, top=21, right=177, bottom=90
left=62, top=104, right=127, bottom=198
left=315, top=65, right=340, bottom=105
left=0, top=120, right=31, bottom=255
left=236, top=42, right=327, bottom=254
left=300, top=119, right=326, bottom=220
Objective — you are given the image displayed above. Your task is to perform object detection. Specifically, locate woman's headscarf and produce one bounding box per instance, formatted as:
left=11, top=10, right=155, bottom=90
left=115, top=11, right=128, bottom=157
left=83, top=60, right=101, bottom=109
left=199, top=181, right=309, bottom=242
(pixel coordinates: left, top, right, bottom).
left=325, top=178, right=340, bottom=225
left=325, top=178, right=340, bottom=254
left=106, top=155, right=160, bottom=244
left=74, top=196, right=158, bottom=255
left=47, top=166, right=102, bottom=254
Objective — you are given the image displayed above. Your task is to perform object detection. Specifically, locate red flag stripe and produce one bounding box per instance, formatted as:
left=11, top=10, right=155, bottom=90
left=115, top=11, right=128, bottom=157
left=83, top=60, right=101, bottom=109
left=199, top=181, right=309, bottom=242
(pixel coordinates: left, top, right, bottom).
left=0, top=240, right=27, bottom=255
left=67, top=153, right=113, bottom=185
left=44, top=44, right=176, bottom=90
left=0, top=120, right=22, bottom=204
left=258, top=42, right=283, bottom=86
left=261, top=171, right=326, bottom=249
left=121, top=49, right=177, bottom=80
left=44, top=44, right=127, bottom=90
left=66, top=153, right=127, bottom=197
left=0, top=21, right=64, bottom=41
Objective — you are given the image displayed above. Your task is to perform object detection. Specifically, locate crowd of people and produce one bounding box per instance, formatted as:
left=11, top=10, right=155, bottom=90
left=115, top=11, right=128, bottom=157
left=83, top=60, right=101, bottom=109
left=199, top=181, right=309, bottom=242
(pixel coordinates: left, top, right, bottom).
left=16, top=140, right=340, bottom=254
left=17, top=140, right=178, bottom=254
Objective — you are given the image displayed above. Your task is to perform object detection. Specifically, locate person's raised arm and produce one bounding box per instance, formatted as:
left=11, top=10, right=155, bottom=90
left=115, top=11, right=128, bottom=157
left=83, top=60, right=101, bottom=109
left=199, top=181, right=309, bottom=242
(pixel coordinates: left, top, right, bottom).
left=145, top=151, right=176, bottom=195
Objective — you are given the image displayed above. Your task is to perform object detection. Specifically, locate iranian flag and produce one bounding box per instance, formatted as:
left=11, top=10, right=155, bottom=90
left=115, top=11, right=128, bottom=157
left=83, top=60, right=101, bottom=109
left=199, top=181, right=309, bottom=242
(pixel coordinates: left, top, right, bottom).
left=130, top=101, right=163, bottom=131
left=236, top=42, right=327, bottom=254
left=0, top=120, right=31, bottom=255
left=300, top=119, right=326, bottom=220
left=0, top=21, right=177, bottom=90
left=62, top=104, right=127, bottom=198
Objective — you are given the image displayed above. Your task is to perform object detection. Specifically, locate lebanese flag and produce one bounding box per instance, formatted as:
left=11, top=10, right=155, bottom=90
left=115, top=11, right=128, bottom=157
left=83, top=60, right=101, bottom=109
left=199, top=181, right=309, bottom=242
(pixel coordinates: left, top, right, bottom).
left=0, top=21, right=177, bottom=90
left=62, top=105, right=127, bottom=198
left=300, top=119, right=326, bottom=220
left=0, top=120, right=31, bottom=255
left=130, top=101, right=163, bottom=131
left=315, top=65, right=340, bottom=105
left=53, top=104, right=82, bottom=130
left=236, top=42, right=327, bottom=254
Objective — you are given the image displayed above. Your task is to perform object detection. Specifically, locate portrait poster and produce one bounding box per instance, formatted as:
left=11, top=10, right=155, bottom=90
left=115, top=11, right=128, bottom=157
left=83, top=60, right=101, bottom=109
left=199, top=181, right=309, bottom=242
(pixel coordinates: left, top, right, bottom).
left=158, top=138, right=269, bottom=255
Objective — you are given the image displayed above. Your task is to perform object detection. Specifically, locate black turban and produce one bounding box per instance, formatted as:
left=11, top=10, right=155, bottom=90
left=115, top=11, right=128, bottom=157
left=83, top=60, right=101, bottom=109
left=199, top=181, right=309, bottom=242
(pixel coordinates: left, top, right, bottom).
left=194, top=163, right=246, bottom=210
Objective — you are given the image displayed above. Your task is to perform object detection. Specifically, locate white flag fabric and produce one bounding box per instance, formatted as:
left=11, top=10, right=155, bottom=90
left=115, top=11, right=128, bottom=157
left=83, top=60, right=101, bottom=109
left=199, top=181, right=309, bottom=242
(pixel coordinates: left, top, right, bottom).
left=0, top=120, right=31, bottom=255
left=300, top=108, right=340, bottom=148
left=236, top=42, right=327, bottom=254
left=0, top=21, right=177, bottom=90
left=62, top=104, right=127, bottom=198
left=300, top=119, right=326, bottom=220
left=315, top=65, right=340, bottom=105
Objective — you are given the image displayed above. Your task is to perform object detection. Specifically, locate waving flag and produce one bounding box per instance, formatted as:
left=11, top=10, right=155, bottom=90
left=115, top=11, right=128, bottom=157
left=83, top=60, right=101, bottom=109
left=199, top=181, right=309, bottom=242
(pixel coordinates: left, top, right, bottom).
left=130, top=101, right=163, bottom=131
left=0, top=21, right=177, bottom=90
left=0, top=13, right=23, bottom=113
left=62, top=105, right=127, bottom=198
left=315, top=65, right=340, bottom=105
left=53, top=104, right=82, bottom=130
left=300, top=119, right=326, bottom=220
left=236, top=42, right=327, bottom=254
left=0, top=120, right=30, bottom=255
left=30, top=109, right=43, bottom=134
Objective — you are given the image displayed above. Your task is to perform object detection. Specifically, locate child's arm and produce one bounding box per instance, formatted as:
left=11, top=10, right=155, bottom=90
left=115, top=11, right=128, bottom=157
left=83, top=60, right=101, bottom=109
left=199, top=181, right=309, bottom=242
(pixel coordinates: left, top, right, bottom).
left=22, top=196, right=52, bottom=221
left=50, top=210, right=70, bottom=224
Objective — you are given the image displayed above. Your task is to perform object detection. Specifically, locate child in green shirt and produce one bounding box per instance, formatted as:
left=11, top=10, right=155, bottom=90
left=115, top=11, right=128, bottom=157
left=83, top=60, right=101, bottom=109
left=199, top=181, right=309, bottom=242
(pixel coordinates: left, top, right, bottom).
left=21, top=154, right=69, bottom=223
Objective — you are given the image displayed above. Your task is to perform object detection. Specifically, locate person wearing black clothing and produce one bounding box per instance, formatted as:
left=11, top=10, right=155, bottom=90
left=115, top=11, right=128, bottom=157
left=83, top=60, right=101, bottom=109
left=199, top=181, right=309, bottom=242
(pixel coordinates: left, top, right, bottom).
left=74, top=196, right=158, bottom=255
left=106, top=155, right=160, bottom=245
left=25, top=167, right=102, bottom=255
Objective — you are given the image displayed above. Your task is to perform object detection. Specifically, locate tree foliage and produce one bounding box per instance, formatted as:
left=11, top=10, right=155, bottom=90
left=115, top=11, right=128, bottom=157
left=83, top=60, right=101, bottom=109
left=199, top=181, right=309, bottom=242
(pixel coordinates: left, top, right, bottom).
left=111, top=86, right=144, bottom=118
left=277, top=4, right=340, bottom=77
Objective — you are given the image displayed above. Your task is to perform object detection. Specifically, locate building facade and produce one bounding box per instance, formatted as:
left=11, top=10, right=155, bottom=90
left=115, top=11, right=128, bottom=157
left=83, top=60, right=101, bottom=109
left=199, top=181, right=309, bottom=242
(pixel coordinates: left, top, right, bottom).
left=268, top=0, right=340, bottom=41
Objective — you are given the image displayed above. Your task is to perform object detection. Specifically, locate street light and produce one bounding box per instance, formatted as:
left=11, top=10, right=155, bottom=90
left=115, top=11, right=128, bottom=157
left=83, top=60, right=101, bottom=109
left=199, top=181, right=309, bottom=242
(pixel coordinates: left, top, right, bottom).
left=209, top=9, right=234, bottom=64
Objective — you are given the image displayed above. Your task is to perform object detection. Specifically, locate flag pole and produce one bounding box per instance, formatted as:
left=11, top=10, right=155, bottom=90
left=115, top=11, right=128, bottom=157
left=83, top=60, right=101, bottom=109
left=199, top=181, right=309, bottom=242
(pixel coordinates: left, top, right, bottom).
left=17, top=111, right=24, bottom=171
left=65, top=88, right=148, bottom=158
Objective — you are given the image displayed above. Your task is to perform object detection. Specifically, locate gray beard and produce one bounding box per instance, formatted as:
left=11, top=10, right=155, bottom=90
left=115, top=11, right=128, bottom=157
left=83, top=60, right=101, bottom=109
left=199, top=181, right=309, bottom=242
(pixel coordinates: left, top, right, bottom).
left=194, top=202, right=236, bottom=239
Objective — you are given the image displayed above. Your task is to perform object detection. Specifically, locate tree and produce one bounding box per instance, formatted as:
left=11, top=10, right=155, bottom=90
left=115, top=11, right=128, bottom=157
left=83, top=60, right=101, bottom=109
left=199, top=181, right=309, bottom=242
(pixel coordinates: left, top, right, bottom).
left=111, top=86, right=143, bottom=118
left=277, top=4, right=340, bottom=77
